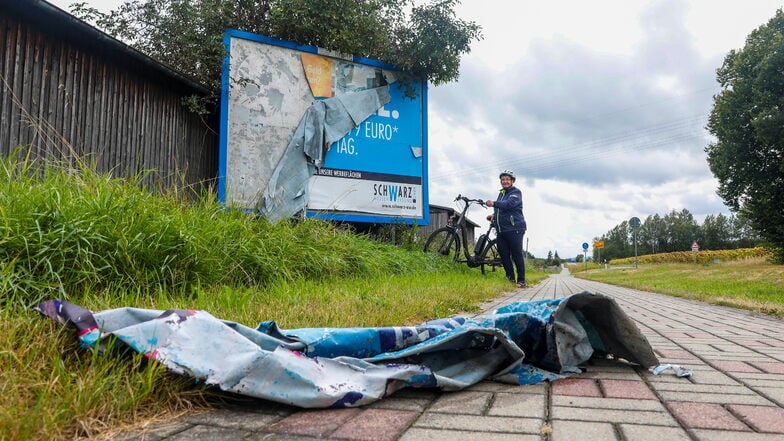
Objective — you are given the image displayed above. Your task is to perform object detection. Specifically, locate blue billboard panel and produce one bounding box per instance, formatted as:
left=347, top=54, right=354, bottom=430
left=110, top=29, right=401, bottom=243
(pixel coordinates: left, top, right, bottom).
left=219, top=30, right=429, bottom=225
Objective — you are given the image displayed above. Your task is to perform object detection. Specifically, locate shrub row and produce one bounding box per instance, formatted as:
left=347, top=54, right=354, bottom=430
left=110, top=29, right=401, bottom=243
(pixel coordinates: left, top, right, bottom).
left=609, top=247, right=771, bottom=265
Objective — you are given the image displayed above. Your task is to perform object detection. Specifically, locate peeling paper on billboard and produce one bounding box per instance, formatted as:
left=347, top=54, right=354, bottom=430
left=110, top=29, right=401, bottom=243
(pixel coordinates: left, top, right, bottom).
left=36, top=292, right=686, bottom=409
left=258, top=85, right=391, bottom=222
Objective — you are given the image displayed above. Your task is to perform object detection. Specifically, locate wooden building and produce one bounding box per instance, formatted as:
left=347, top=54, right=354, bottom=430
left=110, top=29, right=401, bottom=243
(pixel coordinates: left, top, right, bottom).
left=0, top=0, right=217, bottom=189
left=422, top=204, right=479, bottom=245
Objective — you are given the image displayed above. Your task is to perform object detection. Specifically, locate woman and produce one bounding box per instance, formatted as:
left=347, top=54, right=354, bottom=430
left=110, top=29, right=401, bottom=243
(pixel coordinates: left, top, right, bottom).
left=485, top=170, right=527, bottom=288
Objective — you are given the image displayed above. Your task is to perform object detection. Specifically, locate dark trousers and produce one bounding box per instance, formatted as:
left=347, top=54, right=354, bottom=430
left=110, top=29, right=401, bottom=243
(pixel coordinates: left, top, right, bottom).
left=497, top=230, right=525, bottom=283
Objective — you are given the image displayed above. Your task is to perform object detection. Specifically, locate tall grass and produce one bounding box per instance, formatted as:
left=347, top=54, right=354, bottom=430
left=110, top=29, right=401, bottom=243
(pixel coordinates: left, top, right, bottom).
left=0, top=153, right=454, bottom=310
left=0, top=153, right=523, bottom=441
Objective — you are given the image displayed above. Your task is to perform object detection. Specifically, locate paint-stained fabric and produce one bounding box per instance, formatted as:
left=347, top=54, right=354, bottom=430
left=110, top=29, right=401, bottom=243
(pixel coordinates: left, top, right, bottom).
left=259, top=85, right=391, bottom=222
left=36, top=292, right=661, bottom=408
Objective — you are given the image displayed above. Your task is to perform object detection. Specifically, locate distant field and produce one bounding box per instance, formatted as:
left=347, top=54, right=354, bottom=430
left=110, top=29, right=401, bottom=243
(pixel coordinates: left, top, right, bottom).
left=573, top=258, right=784, bottom=317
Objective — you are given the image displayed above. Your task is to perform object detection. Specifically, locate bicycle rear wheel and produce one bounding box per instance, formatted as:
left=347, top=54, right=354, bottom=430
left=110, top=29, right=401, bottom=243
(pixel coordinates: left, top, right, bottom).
left=480, top=239, right=501, bottom=274
left=423, top=228, right=461, bottom=261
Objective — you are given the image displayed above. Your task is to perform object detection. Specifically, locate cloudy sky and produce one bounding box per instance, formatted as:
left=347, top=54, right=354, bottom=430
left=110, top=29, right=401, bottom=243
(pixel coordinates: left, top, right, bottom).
left=50, top=0, right=784, bottom=258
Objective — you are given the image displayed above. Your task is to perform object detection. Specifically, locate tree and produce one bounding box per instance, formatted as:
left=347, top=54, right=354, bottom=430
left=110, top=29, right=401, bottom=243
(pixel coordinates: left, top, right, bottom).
left=71, top=0, right=482, bottom=114
left=663, top=209, right=698, bottom=252
left=639, top=214, right=666, bottom=254
left=701, top=214, right=731, bottom=250
left=706, top=9, right=784, bottom=262
left=552, top=250, right=561, bottom=266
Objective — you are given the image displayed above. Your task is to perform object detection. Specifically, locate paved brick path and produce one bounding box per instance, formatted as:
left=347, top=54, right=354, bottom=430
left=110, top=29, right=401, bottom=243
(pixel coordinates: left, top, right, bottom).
left=117, top=271, right=784, bottom=441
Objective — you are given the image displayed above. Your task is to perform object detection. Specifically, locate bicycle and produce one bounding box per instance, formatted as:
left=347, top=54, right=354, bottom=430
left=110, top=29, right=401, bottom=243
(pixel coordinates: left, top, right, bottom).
left=423, top=195, right=502, bottom=274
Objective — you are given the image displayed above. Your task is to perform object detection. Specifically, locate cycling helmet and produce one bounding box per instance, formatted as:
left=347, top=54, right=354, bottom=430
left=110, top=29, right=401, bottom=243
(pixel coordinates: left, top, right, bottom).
left=499, top=169, right=516, bottom=180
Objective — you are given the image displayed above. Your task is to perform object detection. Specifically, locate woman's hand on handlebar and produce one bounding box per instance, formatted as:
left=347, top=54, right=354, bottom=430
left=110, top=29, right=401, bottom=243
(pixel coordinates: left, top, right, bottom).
left=485, top=200, right=494, bottom=207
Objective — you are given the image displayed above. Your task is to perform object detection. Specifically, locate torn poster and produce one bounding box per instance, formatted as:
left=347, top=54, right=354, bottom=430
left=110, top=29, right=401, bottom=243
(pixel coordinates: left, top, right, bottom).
left=258, top=86, right=391, bottom=222
left=37, top=292, right=661, bottom=409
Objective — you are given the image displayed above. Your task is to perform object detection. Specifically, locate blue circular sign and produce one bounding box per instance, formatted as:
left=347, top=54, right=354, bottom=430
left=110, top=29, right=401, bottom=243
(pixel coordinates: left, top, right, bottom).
left=582, top=242, right=589, bottom=250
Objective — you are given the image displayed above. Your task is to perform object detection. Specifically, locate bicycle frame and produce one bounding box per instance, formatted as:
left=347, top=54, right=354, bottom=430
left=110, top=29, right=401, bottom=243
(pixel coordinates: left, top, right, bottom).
left=423, top=195, right=501, bottom=274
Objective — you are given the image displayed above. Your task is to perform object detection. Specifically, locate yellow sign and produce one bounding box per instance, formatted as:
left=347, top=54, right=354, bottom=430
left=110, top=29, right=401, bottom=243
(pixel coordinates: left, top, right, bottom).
left=594, top=241, right=605, bottom=249
left=301, top=53, right=334, bottom=98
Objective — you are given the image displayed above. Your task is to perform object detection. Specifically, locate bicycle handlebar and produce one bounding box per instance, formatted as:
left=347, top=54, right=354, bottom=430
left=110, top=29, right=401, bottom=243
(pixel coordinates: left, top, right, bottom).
left=454, top=194, right=487, bottom=207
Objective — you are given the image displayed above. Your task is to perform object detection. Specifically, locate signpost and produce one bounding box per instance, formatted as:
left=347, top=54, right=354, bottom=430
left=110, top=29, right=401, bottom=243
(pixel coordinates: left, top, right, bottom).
left=629, top=216, right=641, bottom=268
left=691, top=240, right=700, bottom=264
left=582, top=242, right=589, bottom=272
left=593, top=240, right=604, bottom=264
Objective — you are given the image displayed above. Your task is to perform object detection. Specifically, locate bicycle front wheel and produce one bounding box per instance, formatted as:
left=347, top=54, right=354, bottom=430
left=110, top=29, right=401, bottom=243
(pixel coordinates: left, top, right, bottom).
left=423, top=228, right=461, bottom=261
left=480, top=239, right=501, bottom=274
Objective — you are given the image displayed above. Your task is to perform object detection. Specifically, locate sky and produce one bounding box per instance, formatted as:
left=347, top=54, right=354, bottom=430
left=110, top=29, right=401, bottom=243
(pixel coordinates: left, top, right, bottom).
left=49, top=0, right=784, bottom=258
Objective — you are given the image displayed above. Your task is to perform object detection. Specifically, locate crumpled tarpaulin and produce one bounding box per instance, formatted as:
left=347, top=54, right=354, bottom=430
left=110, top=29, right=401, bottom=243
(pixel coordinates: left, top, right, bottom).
left=37, top=292, right=662, bottom=408
left=259, top=85, right=391, bottom=222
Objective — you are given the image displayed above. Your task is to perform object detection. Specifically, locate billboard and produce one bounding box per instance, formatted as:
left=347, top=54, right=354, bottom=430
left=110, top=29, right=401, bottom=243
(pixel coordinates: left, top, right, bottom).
left=218, top=29, right=429, bottom=225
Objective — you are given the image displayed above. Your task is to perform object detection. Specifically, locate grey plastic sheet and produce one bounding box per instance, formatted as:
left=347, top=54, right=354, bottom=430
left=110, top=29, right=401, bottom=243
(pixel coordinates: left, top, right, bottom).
left=37, top=292, right=662, bottom=408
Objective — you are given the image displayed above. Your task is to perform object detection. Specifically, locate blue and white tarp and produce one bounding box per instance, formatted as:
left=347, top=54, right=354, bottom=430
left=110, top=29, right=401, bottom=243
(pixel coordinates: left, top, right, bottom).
left=37, top=292, right=660, bottom=408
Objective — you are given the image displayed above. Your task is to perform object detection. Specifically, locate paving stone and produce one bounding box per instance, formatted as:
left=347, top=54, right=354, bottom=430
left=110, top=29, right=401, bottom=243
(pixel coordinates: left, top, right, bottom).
left=465, top=381, right=546, bottom=394
left=113, top=420, right=193, bottom=441
left=166, top=425, right=250, bottom=441
left=752, top=387, right=784, bottom=405
left=748, top=361, right=784, bottom=374
left=657, top=390, right=773, bottom=405
left=250, top=434, right=342, bottom=441
left=182, top=409, right=281, bottom=431
left=582, top=370, right=643, bottom=380
left=551, top=378, right=602, bottom=397
left=743, top=379, right=784, bottom=388
left=266, top=408, right=362, bottom=437
left=655, top=349, right=698, bottom=360
left=665, top=401, right=749, bottom=431
left=398, top=428, right=539, bottom=441
left=600, top=379, right=657, bottom=400
left=690, top=429, right=784, bottom=441
left=330, top=408, right=419, bottom=441
left=550, top=420, right=616, bottom=441
left=487, top=391, right=545, bottom=418
left=732, top=372, right=784, bottom=381
left=551, top=406, right=677, bottom=426
left=368, top=396, right=433, bottom=412
left=649, top=382, right=756, bottom=394
left=688, top=371, right=743, bottom=385
left=427, top=391, right=492, bottom=415
left=618, top=424, right=691, bottom=441
left=728, top=404, right=784, bottom=433
left=708, top=360, right=762, bottom=373
left=552, top=396, right=666, bottom=411
left=413, top=413, right=542, bottom=433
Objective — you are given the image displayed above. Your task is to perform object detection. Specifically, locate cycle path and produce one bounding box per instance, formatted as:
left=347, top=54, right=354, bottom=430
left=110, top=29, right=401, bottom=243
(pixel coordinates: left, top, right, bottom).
left=115, top=270, right=784, bottom=441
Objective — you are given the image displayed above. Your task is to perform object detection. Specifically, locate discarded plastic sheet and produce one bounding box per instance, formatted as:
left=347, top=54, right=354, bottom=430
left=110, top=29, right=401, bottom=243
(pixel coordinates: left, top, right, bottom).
left=651, top=364, right=693, bottom=377
left=37, top=292, right=661, bottom=408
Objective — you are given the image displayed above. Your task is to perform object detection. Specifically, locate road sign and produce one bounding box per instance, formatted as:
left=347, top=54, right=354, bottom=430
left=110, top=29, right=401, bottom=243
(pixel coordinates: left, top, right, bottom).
left=594, top=241, right=604, bottom=249
left=691, top=240, right=700, bottom=251
left=582, top=242, right=589, bottom=250
left=629, top=217, right=641, bottom=228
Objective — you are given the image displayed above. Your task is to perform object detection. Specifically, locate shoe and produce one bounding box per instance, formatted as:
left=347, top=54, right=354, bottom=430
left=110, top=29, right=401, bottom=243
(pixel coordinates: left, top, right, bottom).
left=516, top=282, right=526, bottom=288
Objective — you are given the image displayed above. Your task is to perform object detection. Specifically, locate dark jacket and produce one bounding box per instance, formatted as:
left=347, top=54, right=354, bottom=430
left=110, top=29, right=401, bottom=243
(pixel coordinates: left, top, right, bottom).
left=493, top=185, right=527, bottom=233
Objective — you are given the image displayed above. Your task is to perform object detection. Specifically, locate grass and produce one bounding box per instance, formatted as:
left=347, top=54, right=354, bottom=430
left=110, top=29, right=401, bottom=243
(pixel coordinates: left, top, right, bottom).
left=0, top=153, right=546, bottom=441
left=575, top=258, right=784, bottom=316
